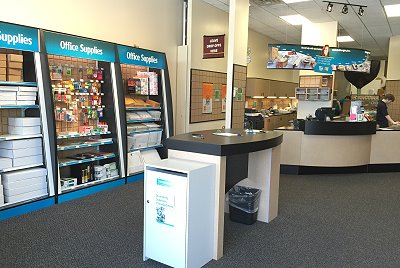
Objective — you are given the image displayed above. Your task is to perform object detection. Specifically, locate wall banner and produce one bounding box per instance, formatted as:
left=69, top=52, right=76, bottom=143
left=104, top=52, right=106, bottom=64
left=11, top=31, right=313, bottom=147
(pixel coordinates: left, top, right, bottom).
left=203, top=34, right=225, bottom=59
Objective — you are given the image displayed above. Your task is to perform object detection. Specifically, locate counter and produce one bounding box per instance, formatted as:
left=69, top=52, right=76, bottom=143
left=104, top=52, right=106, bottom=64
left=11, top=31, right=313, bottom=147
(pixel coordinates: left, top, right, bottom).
left=166, top=129, right=283, bottom=260
left=277, top=121, right=400, bottom=174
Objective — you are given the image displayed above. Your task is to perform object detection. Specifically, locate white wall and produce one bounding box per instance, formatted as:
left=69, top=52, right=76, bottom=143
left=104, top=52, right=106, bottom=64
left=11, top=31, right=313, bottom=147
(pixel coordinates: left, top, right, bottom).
left=247, top=30, right=298, bottom=83
left=387, top=36, right=400, bottom=80
left=0, top=0, right=182, bottom=130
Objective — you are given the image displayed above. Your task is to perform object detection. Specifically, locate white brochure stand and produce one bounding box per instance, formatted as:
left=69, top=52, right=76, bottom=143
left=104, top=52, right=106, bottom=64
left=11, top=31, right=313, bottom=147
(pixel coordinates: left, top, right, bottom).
left=143, top=159, right=215, bottom=268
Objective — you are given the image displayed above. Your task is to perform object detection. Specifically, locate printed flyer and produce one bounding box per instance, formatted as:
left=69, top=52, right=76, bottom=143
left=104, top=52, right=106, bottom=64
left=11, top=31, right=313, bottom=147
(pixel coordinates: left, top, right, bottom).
left=221, top=84, right=226, bottom=113
left=202, top=82, right=213, bottom=114
left=155, top=178, right=176, bottom=227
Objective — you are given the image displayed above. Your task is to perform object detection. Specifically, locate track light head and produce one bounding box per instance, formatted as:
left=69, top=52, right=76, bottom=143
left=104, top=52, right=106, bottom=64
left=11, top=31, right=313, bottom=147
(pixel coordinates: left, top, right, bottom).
left=358, top=6, right=364, bottom=16
left=326, top=2, right=333, bottom=12
left=342, top=4, right=348, bottom=14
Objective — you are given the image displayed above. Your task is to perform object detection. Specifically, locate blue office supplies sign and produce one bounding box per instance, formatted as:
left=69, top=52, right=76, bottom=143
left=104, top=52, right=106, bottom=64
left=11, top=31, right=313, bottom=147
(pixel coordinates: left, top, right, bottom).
left=0, top=22, right=39, bottom=52
left=44, top=31, right=115, bottom=62
left=117, top=45, right=165, bottom=69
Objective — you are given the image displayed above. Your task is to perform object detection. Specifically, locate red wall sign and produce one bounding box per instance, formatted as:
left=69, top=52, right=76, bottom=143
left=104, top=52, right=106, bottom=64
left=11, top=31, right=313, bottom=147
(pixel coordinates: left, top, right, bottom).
left=203, top=35, right=225, bottom=59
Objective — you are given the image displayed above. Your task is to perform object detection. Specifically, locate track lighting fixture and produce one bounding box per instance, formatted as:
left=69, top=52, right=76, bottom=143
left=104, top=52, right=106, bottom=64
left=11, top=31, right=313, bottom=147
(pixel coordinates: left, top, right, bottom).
left=342, top=4, right=348, bottom=14
left=322, top=1, right=367, bottom=16
left=326, top=2, right=333, bottom=12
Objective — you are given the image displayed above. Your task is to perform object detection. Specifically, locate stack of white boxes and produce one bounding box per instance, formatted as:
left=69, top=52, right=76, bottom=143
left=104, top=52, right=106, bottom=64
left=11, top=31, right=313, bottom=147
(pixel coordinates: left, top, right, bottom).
left=0, top=86, right=37, bottom=106
left=1, top=168, right=48, bottom=203
left=8, top=117, right=42, bottom=136
left=0, top=181, right=4, bottom=205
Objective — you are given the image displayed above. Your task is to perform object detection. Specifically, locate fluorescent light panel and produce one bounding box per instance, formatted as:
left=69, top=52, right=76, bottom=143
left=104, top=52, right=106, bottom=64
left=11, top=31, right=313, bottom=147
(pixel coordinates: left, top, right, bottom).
left=385, top=4, right=400, bottom=17
left=337, top=35, right=354, bottom=42
left=282, top=0, right=312, bottom=3
left=280, top=14, right=311, bottom=25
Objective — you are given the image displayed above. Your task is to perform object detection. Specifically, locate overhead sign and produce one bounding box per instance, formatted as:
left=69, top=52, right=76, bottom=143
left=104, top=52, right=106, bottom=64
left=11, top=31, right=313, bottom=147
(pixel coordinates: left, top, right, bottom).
left=117, top=45, right=165, bottom=69
left=203, top=34, right=225, bottom=59
left=44, top=31, right=115, bottom=62
left=0, top=22, right=39, bottom=52
left=267, top=44, right=370, bottom=73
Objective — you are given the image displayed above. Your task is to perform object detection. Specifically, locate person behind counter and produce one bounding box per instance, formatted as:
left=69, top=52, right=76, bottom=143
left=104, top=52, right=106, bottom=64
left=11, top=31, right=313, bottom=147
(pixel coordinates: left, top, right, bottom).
left=376, top=94, right=400, bottom=128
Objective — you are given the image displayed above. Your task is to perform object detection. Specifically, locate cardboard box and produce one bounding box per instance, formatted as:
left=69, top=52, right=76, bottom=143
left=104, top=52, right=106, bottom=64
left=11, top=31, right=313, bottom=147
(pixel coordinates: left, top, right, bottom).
left=18, top=86, right=38, bottom=92
left=1, top=167, right=47, bottom=184
left=0, top=157, right=12, bottom=170
left=0, top=74, right=5, bottom=81
left=12, top=154, right=43, bottom=168
left=7, top=74, right=23, bottom=82
left=7, top=54, right=23, bottom=62
left=8, top=125, right=41, bottom=135
left=3, top=176, right=46, bottom=189
left=0, top=138, right=42, bottom=150
left=0, top=61, right=5, bottom=68
left=16, top=100, right=35, bottom=105
left=4, top=180, right=47, bottom=196
left=16, top=95, right=36, bottom=101
left=0, top=100, right=16, bottom=105
left=0, top=86, right=18, bottom=91
left=8, top=117, right=41, bottom=127
left=7, top=68, right=22, bottom=76
left=0, top=54, right=6, bottom=61
left=0, top=146, right=42, bottom=158
left=0, top=67, right=6, bottom=75
left=60, top=177, right=77, bottom=191
left=4, top=188, right=48, bottom=203
left=7, top=62, right=22, bottom=69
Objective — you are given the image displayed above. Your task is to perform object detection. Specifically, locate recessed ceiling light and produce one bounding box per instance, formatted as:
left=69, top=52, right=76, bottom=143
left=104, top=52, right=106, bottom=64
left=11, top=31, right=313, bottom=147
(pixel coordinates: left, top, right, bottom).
left=280, top=14, right=311, bottom=25
left=282, top=0, right=311, bottom=3
left=385, top=4, right=400, bottom=17
left=337, top=35, right=354, bottom=42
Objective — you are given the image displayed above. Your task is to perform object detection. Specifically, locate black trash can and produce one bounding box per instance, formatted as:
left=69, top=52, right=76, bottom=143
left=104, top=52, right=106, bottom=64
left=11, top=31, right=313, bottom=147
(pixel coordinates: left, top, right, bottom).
left=228, top=185, right=261, bottom=225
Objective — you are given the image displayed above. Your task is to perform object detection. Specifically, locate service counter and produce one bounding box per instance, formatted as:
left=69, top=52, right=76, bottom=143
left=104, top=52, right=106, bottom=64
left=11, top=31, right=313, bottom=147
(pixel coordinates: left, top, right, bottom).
left=278, top=121, right=400, bottom=174
left=166, top=129, right=283, bottom=260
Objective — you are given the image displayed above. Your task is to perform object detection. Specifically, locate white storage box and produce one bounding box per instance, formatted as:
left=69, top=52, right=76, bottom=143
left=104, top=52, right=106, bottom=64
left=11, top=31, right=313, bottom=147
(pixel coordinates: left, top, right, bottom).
left=1, top=168, right=47, bottom=184
left=17, top=91, right=37, bottom=96
left=8, top=125, right=41, bottom=135
left=16, top=100, right=36, bottom=105
left=3, top=175, right=46, bottom=189
left=18, top=86, right=38, bottom=92
left=148, top=110, right=161, bottom=120
left=8, top=117, right=41, bottom=127
left=0, top=100, right=17, bottom=105
left=12, top=154, right=42, bottom=167
left=0, top=157, right=12, bottom=170
left=128, top=133, right=149, bottom=150
left=4, top=179, right=47, bottom=196
left=127, top=151, right=144, bottom=174
left=0, top=185, right=3, bottom=195
left=0, top=138, right=42, bottom=150
left=60, top=177, right=77, bottom=191
left=16, top=95, right=36, bottom=101
left=0, top=195, right=4, bottom=205
left=0, top=92, right=17, bottom=100
left=4, top=188, right=48, bottom=203
left=0, top=146, right=42, bottom=158
left=0, top=86, right=18, bottom=92
left=147, top=131, right=162, bottom=146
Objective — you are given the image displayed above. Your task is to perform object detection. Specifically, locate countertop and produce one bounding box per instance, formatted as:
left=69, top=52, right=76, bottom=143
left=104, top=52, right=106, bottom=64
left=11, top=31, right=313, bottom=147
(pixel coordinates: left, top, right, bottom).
left=166, top=129, right=283, bottom=156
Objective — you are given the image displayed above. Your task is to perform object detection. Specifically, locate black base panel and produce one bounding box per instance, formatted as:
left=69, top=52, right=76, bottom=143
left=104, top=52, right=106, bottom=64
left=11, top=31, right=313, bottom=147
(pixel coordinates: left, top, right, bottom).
left=368, top=164, right=400, bottom=173
left=229, top=205, right=258, bottom=225
left=281, top=165, right=369, bottom=175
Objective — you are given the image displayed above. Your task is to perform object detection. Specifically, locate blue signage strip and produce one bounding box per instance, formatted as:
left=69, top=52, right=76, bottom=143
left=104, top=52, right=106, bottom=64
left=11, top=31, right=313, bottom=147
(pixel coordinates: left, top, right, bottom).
left=44, top=31, right=115, bottom=62
left=117, top=45, right=165, bottom=69
left=0, top=22, right=39, bottom=52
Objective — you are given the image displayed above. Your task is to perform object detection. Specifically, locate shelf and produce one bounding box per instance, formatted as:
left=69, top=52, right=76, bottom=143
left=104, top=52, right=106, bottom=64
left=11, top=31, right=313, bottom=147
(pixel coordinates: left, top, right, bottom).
left=0, top=134, right=42, bottom=141
left=0, top=81, right=37, bottom=87
left=127, top=129, right=163, bottom=135
left=0, top=194, right=49, bottom=209
left=0, top=163, right=43, bottom=173
left=126, top=107, right=161, bottom=111
left=60, top=175, right=120, bottom=193
left=127, top=119, right=161, bottom=123
left=58, top=153, right=116, bottom=167
left=57, top=140, right=113, bottom=151
left=57, top=131, right=111, bottom=139
left=128, top=144, right=163, bottom=153
left=0, top=105, right=39, bottom=109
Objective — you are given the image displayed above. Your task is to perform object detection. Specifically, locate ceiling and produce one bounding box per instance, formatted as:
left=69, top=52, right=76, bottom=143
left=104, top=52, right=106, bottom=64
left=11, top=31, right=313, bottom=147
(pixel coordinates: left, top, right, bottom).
left=202, top=0, right=400, bottom=59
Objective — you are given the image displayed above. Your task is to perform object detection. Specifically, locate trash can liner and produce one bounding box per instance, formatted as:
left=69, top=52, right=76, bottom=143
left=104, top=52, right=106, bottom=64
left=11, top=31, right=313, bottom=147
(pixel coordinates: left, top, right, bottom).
left=228, top=185, right=261, bottom=214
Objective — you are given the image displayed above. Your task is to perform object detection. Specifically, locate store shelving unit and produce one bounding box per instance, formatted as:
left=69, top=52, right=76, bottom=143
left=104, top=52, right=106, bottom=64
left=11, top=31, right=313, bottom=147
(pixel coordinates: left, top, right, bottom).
left=295, top=87, right=331, bottom=101
left=115, top=45, right=173, bottom=180
left=43, top=31, right=125, bottom=200
left=0, top=22, right=55, bottom=220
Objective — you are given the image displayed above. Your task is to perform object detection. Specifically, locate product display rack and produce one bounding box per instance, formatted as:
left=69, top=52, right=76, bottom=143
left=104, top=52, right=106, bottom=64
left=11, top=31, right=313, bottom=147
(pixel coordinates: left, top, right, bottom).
left=115, top=45, right=173, bottom=178
left=0, top=22, right=55, bottom=219
left=43, top=31, right=125, bottom=197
